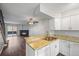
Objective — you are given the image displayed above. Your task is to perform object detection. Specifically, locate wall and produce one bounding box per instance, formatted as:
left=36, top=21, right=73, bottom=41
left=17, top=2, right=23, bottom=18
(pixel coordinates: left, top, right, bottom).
left=29, top=19, right=49, bottom=36
left=5, top=23, right=28, bottom=37
left=54, top=30, right=79, bottom=37
left=61, top=8, right=79, bottom=17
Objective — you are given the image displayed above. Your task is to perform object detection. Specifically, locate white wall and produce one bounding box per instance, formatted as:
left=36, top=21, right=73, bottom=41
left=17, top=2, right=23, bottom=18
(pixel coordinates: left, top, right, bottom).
left=54, top=30, right=79, bottom=37
left=5, top=23, right=29, bottom=37
left=61, top=8, right=79, bottom=17
left=29, top=19, right=49, bottom=36
left=5, top=18, right=49, bottom=37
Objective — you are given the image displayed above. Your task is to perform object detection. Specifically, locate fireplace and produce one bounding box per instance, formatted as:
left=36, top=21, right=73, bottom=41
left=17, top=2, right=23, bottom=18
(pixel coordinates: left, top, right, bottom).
left=20, top=30, right=29, bottom=37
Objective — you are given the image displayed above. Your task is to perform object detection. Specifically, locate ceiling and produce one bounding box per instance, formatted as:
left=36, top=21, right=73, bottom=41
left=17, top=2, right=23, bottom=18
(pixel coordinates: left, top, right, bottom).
left=1, top=3, right=79, bottom=24
left=40, top=3, right=79, bottom=13
left=0, top=3, right=52, bottom=24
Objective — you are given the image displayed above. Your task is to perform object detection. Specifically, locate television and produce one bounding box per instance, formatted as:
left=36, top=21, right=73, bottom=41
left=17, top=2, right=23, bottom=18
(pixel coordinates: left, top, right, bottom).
left=20, top=30, right=29, bottom=37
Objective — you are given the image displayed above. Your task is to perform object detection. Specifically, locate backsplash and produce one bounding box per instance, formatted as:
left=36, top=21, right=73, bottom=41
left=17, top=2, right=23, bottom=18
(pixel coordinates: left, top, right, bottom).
left=54, top=30, right=79, bottom=37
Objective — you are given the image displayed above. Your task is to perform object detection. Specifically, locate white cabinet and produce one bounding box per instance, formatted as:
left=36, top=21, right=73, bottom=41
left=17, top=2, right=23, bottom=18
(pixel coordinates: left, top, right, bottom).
left=54, top=18, right=61, bottom=30
left=50, top=39, right=59, bottom=56
left=26, top=40, right=59, bottom=56
left=50, top=42, right=55, bottom=56
left=70, top=42, right=79, bottom=56
left=61, top=16, right=71, bottom=30
left=37, top=45, right=50, bottom=56
left=59, top=40, right=70, bottom=56
left=54, top=40, right=59, bottom=56
left=60, top=15, right=79, bottom=30
left=71, top=15, right=79, bottom=30
left=26, top=43, right=50, bottom=56
left=26, top=43, right=35, bottom=56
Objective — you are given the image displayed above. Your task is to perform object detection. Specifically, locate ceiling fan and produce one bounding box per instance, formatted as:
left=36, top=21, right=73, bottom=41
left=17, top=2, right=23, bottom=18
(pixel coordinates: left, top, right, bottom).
left=27, top=4, right=40, bottom=25
left=27, top=17, right=38, bottom=25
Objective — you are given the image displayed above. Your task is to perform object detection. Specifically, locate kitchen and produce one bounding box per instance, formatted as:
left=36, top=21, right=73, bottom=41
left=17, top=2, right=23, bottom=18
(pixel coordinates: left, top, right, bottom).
left=0, top=3, right=79, bottom=56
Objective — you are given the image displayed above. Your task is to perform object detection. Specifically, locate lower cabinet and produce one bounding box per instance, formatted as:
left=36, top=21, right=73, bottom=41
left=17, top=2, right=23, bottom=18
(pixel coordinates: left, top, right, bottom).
left=37, top=45, right=51, bottom=56
left=26, top=39, right=79, bottom=56
left=26, top=43, right=51, bottom=56
left=59, top=40, right=70, bottom=56
left=70, top=42, right=79, bottom=56
left=26, top=43, right=35, bottom=56
left=60, top=40, right=79, bottom=56
left=50, top=39, right=59, bottom=56
left=26, top=39, right=59, bottom=56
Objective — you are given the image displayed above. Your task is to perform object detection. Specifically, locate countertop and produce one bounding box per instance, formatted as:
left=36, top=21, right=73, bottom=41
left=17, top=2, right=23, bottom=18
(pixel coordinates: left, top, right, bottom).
left=55, top=35, right=79, bottom=43
left=24, top=35, right=79, bottom=50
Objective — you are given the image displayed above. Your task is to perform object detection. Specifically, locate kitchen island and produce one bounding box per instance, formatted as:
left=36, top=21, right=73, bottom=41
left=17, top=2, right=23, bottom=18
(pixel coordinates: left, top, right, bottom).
left=24, top=35, right=59, bottom=56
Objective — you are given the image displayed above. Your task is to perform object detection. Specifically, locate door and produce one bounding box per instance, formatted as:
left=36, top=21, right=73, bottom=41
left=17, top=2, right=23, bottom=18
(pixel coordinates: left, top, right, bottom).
left=71, top=15, right=79, bottom=30
left=54, top=40, right=59, bottom=56
left=59, top=40, right=70, bottom=56
left=37, top=45, right=50, bottom=56
left=50, top=40, right=59, bottom=56
left=70, top=42, right=79, bottom=56
left=50, top=42, right=55, bottom=56
left=54, top=18, right=61, bottom=30
left=61, top=16, right=71, bottom=30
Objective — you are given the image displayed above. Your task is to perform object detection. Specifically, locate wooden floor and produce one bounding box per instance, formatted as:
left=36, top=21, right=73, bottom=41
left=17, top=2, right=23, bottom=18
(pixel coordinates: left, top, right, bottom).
left=1, top=36, right=26, bottom=56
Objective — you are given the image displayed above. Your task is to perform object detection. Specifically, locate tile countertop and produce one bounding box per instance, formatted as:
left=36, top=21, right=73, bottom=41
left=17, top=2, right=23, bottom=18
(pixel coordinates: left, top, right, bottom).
left=24, top=35, right=79, bottom=50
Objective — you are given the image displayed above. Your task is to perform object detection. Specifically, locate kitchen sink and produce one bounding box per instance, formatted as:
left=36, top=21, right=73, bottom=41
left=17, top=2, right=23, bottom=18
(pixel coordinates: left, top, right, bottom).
left=44, top=36, right=57, bottom=41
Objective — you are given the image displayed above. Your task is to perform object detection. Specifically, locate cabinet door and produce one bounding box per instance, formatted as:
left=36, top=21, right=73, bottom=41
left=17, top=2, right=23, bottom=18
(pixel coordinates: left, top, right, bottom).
left=37, top=45, right=50, bottom=56
left=54, top=18, right=61, bottom=30
left=59, top=40, right=70, bottom=56
left=70, top=42, right=79, bottom=56
left=61, top=17, right=70, bottom=30
left=26, top=44, right=35, bottom=56
left=54, top=40, right=59, bottom=56
left=71, top=15, right=79, bottom=30
left=50, top=40, right=59, bottom=56
left=45, top=45, right=51, bottom=56
left=50, top=42, right=55, bottom=56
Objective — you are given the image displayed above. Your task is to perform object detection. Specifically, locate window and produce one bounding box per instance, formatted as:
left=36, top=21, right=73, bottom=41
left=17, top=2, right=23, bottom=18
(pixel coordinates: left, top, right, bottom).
left=7, top=24, right=17, bottom=36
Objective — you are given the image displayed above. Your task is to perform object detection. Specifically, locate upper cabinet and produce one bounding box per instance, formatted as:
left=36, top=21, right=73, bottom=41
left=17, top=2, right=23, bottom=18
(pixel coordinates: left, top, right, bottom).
left=71, top=15, right=79, bottom=30
left=54, top=14, right=79, bottom=30
left=54, top=18, right=61, bottom=30
left=61, top=16, right=71, bottom=30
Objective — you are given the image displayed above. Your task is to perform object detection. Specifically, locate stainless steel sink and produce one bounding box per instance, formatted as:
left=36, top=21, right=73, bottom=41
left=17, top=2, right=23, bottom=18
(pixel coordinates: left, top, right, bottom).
left=44, top=36, right=57, bottom=41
